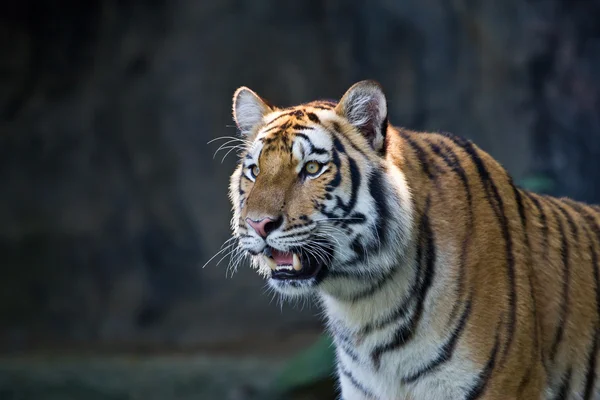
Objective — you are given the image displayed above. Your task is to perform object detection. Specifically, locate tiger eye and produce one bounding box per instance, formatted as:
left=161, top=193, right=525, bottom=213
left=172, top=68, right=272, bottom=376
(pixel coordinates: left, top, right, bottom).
left=305, top=161, right=321, bottom=175
left=251, top=165, right=260, bottom=177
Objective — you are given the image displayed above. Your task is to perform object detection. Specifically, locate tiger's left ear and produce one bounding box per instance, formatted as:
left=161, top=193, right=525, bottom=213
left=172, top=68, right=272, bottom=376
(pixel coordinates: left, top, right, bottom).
left=232, top=87, right=274, bottom=135
left=335, top=80, right=388, bottom=152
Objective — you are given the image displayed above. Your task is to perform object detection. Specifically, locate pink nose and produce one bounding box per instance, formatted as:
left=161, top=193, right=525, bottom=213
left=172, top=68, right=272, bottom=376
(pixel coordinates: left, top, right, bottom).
left=246, top=216, right=282, bottom=238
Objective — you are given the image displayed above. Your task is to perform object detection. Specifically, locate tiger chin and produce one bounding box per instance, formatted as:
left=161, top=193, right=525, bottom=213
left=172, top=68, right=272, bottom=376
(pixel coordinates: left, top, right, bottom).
left=224, top=80, right=600, bottom=399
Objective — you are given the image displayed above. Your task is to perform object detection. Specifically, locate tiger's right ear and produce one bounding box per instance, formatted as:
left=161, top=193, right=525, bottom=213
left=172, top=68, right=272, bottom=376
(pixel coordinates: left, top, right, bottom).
left=232, top=87, right=273, bottom=135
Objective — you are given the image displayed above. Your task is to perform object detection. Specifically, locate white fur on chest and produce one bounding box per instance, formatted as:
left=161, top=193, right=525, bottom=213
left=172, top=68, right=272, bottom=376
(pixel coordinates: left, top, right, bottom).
left=331, top=314, right=478, bottom=399
left=322, top=255, right=478, bottom=400
left=336, top=343, right=477, bottom=400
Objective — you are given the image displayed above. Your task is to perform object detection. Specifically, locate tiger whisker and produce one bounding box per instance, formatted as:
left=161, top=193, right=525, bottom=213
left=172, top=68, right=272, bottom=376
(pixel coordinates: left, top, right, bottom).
left=221, top=145, right=245, bottom=163
left=228, top=247, right=248, bottom=276
left=306, top=242, right=328, bottom=266
left=215, top=144, right=245, bottom=157
left=207, top=135, right=252, bottom=145
left=213, top=140, right=248, bottom=159
left=216, top=245, right=240, bottom=267
left=220, top=236, right=238, bottom=249
left=202, top=241, right=236, bottom=269
left=316, top=228, right=361, bottom=263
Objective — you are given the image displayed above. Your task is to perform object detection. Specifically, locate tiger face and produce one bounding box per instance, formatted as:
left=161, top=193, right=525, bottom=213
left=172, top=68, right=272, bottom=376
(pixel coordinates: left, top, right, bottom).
left=228, top=81, right=413, bottom=298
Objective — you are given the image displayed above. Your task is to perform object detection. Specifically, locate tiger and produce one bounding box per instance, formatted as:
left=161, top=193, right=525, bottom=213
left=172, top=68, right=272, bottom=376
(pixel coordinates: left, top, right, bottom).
left=224, top=80, right=600, bottom=399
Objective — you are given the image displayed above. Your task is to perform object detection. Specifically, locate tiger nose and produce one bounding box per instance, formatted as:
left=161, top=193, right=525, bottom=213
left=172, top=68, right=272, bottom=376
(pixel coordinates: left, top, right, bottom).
left=246, top=216, right=283, bottom=238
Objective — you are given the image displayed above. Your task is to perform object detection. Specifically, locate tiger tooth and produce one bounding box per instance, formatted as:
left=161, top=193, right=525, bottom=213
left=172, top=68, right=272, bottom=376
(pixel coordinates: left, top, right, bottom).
left=266, top=256, right=277, bottom=271
left=293, top=253, right=302, bottom=271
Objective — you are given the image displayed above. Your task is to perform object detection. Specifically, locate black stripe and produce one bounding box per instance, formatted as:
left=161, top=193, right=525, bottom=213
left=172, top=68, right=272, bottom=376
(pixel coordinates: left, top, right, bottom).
left=516, top=367, right=533, bottom=397
left=295, top=133, right=328, bottom=155
left=295, top=132, right=312, bottom=143
left=261, top=124, right=284, bottom=134
left=370, top=199, right=435, bottom=369
left=398, top=130, right=434, bottom=180
left=526, top=193, right=550, bottom=263
left=338, top=366, right=375, bottom=398
left=550, top=198, right=580, bottom=241
left=430, top=140, right=473, bottom=205
left=584, top=331, right=599, bottom=399
left=322, top=171, right=389, bottom=269
left=342, top=155, right=361, bottom=216
left=380, top=116, right=388, bottom=139
left=348, top=212, right=367, bottom=225
left=326, top=139, right=343, bottom=192
left=344, top=195, right=423, bottom=330
left=513, top=184, right=540, bottom=389
left=562, top=200, right=600, bottom=399
left=292, top=124, right=313, bottom=131
left=277, top=226, right=314, bottom=239
left=338, top=343, right=360, bottom=364
left=332, top=136, right=346, bottom=154
left=367, top=168, right=389, bottom=246
left=547, top=204, right=571, bottom=362
left=262, top=119, right=292, bottom=134
left=563, top=201, right=600, bottom=314
left=440, top=132, right=516, bottom=365
left=360, top=295, right=416, bottom=336
left=329, top=122, right=369, bottom=159
left=344, top=264, right=398, bottom=302
left=465, top=316, right=503, bottom=400
left=238, top=174, right=246, bottom=209
left=358, top=259, right=421, bottom=335
left=552, top=367, right=572, bottom=400
left=331, top=325, right=361, bottom=363
left=306, top=112, right=320, bottom=123
left=378, top=117, right=388, bottom=155
left=512, top=184, right=528, bottom=243
left=402, top=293, right=472, bottom=384
left=261, top=112, right=296, bottom=129
left=426, top=139, right=473, bottom=324
left=323, top=136, right=361, bottom=225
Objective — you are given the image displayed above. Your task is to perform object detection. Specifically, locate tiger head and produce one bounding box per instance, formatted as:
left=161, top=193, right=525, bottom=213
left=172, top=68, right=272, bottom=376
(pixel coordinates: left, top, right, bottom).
left=228, top=81, right=413, bottom=299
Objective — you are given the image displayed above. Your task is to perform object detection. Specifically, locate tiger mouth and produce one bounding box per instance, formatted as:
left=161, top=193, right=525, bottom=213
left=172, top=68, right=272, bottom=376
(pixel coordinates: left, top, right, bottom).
left=262, top=246, right=328, bottom=281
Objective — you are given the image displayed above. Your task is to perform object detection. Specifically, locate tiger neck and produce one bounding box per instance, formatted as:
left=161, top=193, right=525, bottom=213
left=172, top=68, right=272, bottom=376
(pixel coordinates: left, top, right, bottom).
left=318, top=127, right=433, bottom=333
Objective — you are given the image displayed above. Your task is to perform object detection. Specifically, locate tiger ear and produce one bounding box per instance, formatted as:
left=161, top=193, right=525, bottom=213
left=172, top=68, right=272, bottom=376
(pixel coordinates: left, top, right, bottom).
left=335, top=80, right=388, bottom=152
left=232, top=87, right=273, bottom=135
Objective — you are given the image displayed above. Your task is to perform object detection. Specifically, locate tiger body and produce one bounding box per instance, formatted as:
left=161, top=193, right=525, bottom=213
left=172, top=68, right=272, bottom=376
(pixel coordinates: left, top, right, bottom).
left=225, top=80, right=600, bottom=399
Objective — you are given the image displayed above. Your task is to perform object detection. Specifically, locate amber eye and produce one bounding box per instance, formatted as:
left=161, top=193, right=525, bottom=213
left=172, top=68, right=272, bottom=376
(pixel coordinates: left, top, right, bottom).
left=250, top=165, right=260, bottom=178
left=304, top=161, right=322, bottom=176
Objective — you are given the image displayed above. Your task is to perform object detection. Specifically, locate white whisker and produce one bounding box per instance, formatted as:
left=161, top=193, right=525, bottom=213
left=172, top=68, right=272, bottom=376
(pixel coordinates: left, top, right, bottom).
left=207, top=136, right=252, bottom=145
left=213, top=140, right=247, bottom=159
left=221, top=145, right=245, bottom=163
left=202, top=241, right=236, bottom=269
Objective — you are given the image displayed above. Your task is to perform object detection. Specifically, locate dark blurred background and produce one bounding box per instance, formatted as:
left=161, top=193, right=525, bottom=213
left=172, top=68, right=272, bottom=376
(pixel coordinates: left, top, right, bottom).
left=0, top=0, right=599, bottom=399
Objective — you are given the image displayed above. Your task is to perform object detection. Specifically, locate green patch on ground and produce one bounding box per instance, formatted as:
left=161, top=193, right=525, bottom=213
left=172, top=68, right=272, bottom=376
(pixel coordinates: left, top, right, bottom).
left=0, top=356, right=284, bottom=400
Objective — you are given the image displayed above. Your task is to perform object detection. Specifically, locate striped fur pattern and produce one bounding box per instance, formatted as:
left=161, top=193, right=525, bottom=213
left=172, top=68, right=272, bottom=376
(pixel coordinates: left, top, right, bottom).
left=225, top=80, right=600, bottom=399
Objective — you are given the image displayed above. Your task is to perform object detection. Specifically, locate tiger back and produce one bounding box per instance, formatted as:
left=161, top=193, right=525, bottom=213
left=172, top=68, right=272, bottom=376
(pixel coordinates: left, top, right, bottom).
left=223, top=80, right=600, bottom=399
